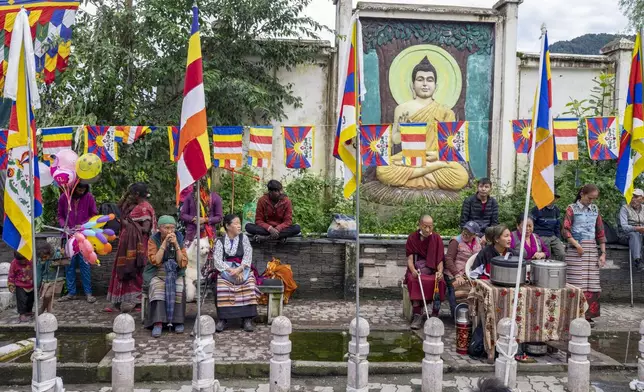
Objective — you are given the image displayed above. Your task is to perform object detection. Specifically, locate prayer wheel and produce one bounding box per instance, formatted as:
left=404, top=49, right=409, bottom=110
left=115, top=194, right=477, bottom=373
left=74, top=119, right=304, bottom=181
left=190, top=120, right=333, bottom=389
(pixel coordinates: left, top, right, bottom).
left=455, top=304, right=471, bottom=355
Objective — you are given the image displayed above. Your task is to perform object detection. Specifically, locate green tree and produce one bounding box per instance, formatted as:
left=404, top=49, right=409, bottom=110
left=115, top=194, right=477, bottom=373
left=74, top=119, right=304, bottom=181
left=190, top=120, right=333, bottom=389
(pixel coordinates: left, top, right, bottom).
left=37, top=0, right=328, bottom=220
left=620, top=0, right=644, bottom=28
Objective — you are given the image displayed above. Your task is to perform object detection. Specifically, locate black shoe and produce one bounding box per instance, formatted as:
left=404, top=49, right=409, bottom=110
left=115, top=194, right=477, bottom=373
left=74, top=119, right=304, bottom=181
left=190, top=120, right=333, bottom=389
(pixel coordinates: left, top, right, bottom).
left=410, top=314, right=423, bottom=330
left=635, top=259, right=641, bottom=270
left=215, top=319, right=227, bottom=333
left=242, top=318, right=255, bottom=332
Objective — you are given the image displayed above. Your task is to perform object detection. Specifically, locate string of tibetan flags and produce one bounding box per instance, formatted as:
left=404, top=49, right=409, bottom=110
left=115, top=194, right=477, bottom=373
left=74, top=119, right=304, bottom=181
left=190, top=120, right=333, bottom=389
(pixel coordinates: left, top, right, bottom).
left=511, top=117, right=620, bottom=161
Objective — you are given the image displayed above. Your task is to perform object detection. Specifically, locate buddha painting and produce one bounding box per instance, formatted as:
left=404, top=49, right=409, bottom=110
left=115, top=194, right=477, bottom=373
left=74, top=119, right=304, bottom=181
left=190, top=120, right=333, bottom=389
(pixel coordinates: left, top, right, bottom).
left=370, top=54, right=470, bottom=201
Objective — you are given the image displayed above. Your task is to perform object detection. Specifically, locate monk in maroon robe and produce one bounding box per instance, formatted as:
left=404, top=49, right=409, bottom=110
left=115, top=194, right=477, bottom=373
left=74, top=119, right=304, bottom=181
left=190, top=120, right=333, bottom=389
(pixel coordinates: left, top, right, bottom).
left=404, top=215, right=446, bottom=330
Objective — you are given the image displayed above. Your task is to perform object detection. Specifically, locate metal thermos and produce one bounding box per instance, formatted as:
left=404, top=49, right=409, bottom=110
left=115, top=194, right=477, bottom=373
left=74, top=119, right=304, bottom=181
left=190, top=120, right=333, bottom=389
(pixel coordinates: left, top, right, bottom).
left=454, top=304, right=471, bottom=355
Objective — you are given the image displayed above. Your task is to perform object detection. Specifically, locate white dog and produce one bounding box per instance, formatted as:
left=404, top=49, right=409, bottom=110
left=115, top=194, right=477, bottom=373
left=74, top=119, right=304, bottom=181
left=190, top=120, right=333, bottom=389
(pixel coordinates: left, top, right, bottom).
left=185, top=237, right=211, bottom=303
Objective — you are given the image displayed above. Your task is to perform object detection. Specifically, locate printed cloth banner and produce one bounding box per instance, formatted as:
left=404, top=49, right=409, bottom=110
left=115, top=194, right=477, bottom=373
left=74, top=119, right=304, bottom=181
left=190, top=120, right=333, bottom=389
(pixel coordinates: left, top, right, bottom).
left=552, top=118, right=579, bottom=161
left=512, top=119, right=532, bottom=153
left=41, top=125, right=73, bottom=164
left=212, top=126, right=243, bottom=168
left=115, top=126, right=155, bottom=144
left=585, top=117, right=619, bottom=160
left=0, top=128, right=7, bottom=170
left=400, top=123, right=427, bottom=167
left=0, top=1, right=81, bottom=89
left=437, top=121, right=469, bottom=162
left=283, top=125, right=314, bottom=169
left=248, top=126, right=273, bottom=168
left=360, top=124, right=391, bottom=167
left=84, top=125, right=118, bottom=162
left=167, top=126, right=179, bottom=162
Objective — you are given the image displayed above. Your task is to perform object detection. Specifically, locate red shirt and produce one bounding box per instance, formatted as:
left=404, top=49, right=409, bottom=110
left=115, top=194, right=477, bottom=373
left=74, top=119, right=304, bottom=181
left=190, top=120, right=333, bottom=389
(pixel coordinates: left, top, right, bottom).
left=255, top=194, right=294, bottom=232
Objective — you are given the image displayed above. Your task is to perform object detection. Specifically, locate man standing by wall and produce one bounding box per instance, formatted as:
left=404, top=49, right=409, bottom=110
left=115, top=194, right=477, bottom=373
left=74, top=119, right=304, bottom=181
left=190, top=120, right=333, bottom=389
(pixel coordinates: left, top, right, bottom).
left=531, top=194, right=565, bottom=261
left=460, top=178, right=499, bottom=242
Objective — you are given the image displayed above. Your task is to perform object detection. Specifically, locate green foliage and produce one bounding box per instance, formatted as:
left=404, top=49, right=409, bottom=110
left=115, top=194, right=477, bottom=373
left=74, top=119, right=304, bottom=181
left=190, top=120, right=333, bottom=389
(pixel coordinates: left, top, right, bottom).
left=550, top=33, right=634, bottom=55
left=217, top=167, right=262, bottom=216
left=620, top=0, right=644, bottom=29
left=34, top=0, right=328, bottom=219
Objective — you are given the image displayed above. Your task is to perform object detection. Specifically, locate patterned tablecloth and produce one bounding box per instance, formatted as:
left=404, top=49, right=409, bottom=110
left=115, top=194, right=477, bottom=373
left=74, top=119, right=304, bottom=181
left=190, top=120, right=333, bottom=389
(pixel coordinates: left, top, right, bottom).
left=467, top=280, right=588, bottom=359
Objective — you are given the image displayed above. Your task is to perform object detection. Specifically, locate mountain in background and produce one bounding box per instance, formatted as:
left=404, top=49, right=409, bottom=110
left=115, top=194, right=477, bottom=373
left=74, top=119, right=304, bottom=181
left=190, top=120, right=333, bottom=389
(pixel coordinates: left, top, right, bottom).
left=550, top=33, right=635, bottom=55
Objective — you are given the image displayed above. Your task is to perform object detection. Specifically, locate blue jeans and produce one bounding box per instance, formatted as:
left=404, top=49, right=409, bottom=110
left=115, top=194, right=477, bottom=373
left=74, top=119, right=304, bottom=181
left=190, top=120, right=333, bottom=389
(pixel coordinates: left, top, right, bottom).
left=446, top=277, right=457, bottom=319
left=65, top=254, right=92, bottom=296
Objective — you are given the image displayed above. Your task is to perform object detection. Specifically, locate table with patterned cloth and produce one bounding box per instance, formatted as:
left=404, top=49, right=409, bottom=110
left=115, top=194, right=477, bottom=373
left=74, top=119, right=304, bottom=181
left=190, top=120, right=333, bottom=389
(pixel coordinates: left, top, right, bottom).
left=467, top=280, right=588, bottom=360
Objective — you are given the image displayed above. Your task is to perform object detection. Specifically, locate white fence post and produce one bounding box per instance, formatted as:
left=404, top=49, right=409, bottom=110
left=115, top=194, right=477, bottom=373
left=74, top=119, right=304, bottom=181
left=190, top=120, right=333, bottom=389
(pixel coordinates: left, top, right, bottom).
left=568, top=318, right=591, bottom=392
left=270, top=316, right=292, bottom=392
left=422, top=317, right=444, bottom=392
left=346, top=317, right=370, bottom=392
left=112, top=313, right=135, bottom=392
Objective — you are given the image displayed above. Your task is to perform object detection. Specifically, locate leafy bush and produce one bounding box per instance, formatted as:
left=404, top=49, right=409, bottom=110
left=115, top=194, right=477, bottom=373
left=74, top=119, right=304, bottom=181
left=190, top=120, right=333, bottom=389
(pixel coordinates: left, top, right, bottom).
left=216, top=167, right=262, bottom=216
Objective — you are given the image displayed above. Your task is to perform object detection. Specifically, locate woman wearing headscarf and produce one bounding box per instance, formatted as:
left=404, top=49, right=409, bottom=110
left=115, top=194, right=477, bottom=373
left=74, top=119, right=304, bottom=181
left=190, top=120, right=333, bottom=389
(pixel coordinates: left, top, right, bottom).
left=144, top=215, right=188, bottom=337
left=214, top=214, right=260, bottom=333
left=106, top=182, right=156, bottom=313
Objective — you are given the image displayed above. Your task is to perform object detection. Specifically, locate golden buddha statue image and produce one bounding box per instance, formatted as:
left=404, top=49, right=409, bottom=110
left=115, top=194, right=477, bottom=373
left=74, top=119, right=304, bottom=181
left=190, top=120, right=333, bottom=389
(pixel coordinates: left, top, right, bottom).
left=375, top=56, right=469, bottom=193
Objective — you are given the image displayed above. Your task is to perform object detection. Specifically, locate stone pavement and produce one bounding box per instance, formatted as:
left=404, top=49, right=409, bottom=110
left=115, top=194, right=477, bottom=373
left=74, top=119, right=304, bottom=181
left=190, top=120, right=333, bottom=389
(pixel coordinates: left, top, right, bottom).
left=1, top=298, right=644, bottom=368
left=2, top=372, right=637, bottom=392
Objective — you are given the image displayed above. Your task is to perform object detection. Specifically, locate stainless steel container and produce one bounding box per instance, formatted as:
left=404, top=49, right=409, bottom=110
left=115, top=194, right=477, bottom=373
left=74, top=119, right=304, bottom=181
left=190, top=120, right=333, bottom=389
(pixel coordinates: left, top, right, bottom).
left=530, top=259, right=567, bottom=289
left=524, top=342, right=548, bottom=356
left=490, top=256, right=526, bottom=286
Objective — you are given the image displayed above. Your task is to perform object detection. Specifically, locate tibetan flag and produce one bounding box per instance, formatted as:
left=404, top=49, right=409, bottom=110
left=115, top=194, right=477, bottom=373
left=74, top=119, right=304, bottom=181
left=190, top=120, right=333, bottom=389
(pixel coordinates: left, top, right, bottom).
left=360, top=124, right=391, bottom=167
left=511, top=119, right=532, bottom=153
left=115, top=126, right=155, bottom=145
left=212, top=126, right=243, bottom=168
left=167, top=126, right=179, bottom=162
left=333, top=14, right=365, bottom=199
left=248, top=126, right=273, bottom=168
left=176, top=4, right=211, bottom=202
left=552, top=118, right=579, bottom=161
left=616, top=33, right=644, bottom=203
left=2, top=8, right=42, bottom=261
left=585, top=117, right=619, bottom=160
left=400, top=123, right=427, bottom=167
left=283, top=126, right=314, bottom=169
left=41, top=126, right=73, bottom=164
left=530, top=29, right=556, bottom=210
left=84, top=126, right=118, bottom=162
left=0, top=129, right=7, bottom=170
left=437, top=121, right=469, bottom=162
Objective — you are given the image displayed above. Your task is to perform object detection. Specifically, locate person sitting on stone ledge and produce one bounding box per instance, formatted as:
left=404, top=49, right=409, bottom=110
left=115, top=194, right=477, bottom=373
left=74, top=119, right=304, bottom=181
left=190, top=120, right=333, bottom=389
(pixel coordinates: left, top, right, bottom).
left=619, top=188, right=644, bottom=271
left=144, top=215, right=188, bottom=338
left=404, top=214, right=446, bottom=330
left=215, top=214, right=261, bottom=333
left=444, top=221, right=481, bottom=318
left=460, top=178, right=499, bottom=244
left=510, top=215, right=550, bottom=260
left=245, top=180, right=301, bottom=242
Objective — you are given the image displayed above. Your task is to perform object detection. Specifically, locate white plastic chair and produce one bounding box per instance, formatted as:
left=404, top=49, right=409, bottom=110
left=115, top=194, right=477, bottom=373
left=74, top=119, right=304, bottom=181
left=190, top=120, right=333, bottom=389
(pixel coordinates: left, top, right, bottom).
left=464, top=253, right=478, bottom=281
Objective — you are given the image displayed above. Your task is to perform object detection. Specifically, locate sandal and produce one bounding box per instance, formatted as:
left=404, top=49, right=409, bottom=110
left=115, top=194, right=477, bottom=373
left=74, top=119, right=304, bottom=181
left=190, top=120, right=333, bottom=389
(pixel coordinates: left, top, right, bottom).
left=515, top=353, right=536, bottom=363
left=86, top=295, right=97, bottom=304
left=57, top=295, right=76, bottom=302
left=103, top=307, right=114, bottom=313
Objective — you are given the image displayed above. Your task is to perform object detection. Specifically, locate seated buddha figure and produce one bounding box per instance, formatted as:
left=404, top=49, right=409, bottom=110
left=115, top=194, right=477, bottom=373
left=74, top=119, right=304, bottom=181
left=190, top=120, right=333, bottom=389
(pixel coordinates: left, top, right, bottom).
left=376, top=56, right=469, bottom=191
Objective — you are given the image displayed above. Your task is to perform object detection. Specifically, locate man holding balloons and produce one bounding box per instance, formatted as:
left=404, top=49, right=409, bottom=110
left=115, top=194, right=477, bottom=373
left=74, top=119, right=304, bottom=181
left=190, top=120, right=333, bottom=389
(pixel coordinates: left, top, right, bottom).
left=57, top=183, right=98, bottom=303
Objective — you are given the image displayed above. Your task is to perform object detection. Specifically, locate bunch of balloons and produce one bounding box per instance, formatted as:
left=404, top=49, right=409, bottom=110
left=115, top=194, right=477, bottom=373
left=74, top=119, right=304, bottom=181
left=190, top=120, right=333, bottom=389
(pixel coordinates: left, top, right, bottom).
left=40, top=149, right=103, bottom=191
left=65, top=214, right=117, bottom=265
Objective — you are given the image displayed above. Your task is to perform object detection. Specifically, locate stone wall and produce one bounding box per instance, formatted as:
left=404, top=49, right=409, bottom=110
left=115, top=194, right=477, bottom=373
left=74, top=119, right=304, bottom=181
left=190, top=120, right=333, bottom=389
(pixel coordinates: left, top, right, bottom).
left=0, top=234, right=639, bottom=302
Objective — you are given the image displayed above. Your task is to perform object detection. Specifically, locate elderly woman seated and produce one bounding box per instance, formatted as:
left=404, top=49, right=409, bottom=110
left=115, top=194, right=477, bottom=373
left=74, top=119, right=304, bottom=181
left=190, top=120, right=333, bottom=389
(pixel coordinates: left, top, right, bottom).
left=143, top=215, right=188, bottom=338
left=444, top=221, right=482, bottom=318
left=214, top=213, right=260, bottom=333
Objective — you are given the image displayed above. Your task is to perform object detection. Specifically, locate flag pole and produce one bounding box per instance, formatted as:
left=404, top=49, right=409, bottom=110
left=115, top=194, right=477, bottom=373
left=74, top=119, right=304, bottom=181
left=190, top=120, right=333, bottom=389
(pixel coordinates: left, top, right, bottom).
left=503, top=23, right=548, bottom=386
left=195, top=180, right=201, bottom=339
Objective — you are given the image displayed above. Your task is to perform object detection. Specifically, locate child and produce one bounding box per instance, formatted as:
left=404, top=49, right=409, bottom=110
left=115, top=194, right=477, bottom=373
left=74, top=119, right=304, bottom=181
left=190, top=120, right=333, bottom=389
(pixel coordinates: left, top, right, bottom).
left=38, top=243, right=64, bottom=314
left=7, top=251, right=34, bottom=322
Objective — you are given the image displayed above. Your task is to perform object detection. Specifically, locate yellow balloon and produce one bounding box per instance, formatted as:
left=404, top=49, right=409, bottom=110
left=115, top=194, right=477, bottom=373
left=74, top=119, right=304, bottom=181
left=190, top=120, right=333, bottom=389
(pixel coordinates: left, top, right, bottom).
left=87, top=236, right=104, bottom=252
left=76, top=153, right=102, bottom=183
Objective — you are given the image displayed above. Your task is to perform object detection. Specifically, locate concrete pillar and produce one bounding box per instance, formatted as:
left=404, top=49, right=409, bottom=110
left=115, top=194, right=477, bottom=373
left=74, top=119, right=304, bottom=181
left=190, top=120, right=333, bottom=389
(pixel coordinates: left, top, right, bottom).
left=192, top=315, right=219, bottom=392
left=631, top=320, right=644, bottom=391
left=347, top=317, right=370, bottom=392
left=494, top=317, right=518, bottom=389
left=270, top=316, right=292, bottom=392
left=0, top=262, right=14, bottom=310
left=31, top=313, right=64, bottom=392
left=600, top=38, right=635, bottom=115
left=112, top=314, right=135, bottom=392
left=491, top=0, right=522, bottom=188
left=568, top=318, right=591, bottom=392
left=422, top=317, right=444, bottom=392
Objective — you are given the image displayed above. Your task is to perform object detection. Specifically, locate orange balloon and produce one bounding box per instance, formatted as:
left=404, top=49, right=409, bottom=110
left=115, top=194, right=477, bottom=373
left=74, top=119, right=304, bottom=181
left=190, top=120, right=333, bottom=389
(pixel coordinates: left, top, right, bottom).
left=103, top=242, right=112, bottom=254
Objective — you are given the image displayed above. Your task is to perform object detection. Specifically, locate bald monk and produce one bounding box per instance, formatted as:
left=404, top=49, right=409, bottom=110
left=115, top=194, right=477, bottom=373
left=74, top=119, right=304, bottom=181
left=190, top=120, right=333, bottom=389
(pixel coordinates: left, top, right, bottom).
left=377, top=56, right=469, bottom=191
left=404, top=215, right=446, bottom=330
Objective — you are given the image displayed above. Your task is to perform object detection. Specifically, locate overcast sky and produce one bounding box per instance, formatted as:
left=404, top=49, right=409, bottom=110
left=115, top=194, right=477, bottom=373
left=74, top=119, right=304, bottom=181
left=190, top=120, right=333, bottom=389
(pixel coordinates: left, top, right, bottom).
left=303, top=0, right=631, bottom=52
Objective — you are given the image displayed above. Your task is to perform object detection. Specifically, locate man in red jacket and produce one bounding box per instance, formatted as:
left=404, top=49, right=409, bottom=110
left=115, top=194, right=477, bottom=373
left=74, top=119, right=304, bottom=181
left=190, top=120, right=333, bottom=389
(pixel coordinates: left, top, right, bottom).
left=245, top=180, right=301, bottom=242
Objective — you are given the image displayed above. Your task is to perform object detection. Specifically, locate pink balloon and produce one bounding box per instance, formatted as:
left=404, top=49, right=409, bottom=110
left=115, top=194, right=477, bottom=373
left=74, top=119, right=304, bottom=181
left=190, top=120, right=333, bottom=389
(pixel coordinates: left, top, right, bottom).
left=52, top=149, right=78, bottom=171
left=74, top=233, right=85, bottom=242
left=87, top=252, right=98, bottom=265
left=65, top=238, right=76, bottom=258
left=80, top=239, right=94, bottom=258
left=53, top=168, right=77, bottom=188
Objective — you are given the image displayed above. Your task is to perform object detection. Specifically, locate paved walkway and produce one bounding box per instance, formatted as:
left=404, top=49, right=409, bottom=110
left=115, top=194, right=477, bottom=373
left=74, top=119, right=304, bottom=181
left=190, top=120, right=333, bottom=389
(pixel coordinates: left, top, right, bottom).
left=1, top=298, right=644, bottom=367
left=2, top=372, right=637, bottom=392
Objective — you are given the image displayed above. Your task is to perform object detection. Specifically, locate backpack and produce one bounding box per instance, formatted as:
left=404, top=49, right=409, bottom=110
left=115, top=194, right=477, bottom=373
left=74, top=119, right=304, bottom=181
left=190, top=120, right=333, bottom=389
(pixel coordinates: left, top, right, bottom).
left=98, top=203, right=121, bottom=235
left=603, top=220, right=619, bottom=245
